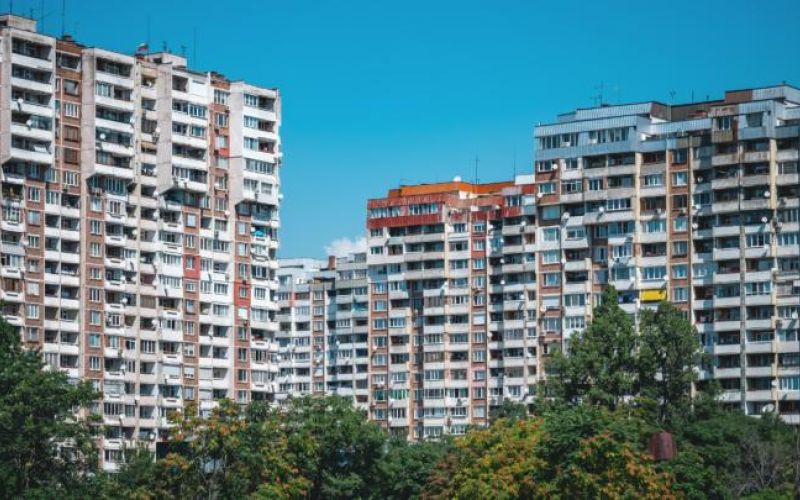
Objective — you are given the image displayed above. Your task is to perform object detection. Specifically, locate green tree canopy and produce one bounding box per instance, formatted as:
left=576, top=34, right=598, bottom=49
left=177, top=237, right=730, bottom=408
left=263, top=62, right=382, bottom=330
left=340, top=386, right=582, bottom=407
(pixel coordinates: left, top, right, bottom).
left=423, top=408, right=676, bottom=499
left=0, top=313, right=99, bottom=498
left=546, top=286, right=639, bottom=410
left=638, top=301, right=706, bottom=425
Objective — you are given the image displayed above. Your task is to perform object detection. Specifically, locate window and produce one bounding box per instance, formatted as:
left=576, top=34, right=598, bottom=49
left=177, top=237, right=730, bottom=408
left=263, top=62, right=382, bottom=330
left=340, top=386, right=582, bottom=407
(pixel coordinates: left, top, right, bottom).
left=95, top=82, right=112, bottom=97
left=611, top=243, right=632, bottom=259
left=541, top=250, right=560, bottom=264
left=561, top=179, right=582, bottom=193
left=642, top=266, right=666, bottom=281
left=564, top=293, right=585, bottom=307
left=672, top=241, right=688, bottom=256
left=538, top=182, right=556, bottom=194
left=672, top=287, right=688, bottom=302
left=565, top=316, right=585, bottom=330
left=746, top=113, right=763, bottom=128
left=588, top=178, right=603, bottom=191
left=716, top=116, right=732, bottom=131
left=27, top=187, right=40, bottom=202
left=642, top=219, right=666, bottom=233
left=746, top=233, right=770, bottom=248
left=543, top=273, right=560, bottom=287
left=63, top=102, right=79, bottom=118
left=542, top=206, right=560, bottom=220
left=671, top=172, right=688, bottom=186
left=215, top=113, right=229, bottom=128
left=542, top=227, right=559, bottom=242
left=642, top=174, right=663, bottom=187
left=606, top=198, right=631, bottom=211
left=672, top=264, right=688, bottom=279
left=588, top=127, right=628, bottom=144
left=64, top=171, right=79, bottom=186
left=213, top=89, right=229, bottom=105
left=26, top=304, right=39, bottom=319
left=778, top=232, right=798, bottom=246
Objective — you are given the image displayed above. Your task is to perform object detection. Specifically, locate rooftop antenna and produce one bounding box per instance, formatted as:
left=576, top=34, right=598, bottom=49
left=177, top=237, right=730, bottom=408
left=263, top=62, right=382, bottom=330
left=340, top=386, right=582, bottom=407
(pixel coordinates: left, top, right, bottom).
left=60, top=0, right=65, bottom=37
left=669, top=90, right=676, bottom=103
left=691, top=90, right=695, bottom=103
left=473, top=155, right=479, bottom=184
left=180, top=44, right=186, bottom=58
left=162, top=40, right=167, bottom=52
left=592, top=81, right=605, bottom=106
left=612, top=83, right=621, bottom=104
left=512, top=149, right=517, bottom=179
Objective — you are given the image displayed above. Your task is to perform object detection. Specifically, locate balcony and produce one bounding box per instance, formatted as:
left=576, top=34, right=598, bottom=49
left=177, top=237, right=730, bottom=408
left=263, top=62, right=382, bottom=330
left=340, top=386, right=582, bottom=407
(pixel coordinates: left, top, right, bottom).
left=93, top=163, right=134, bottom=181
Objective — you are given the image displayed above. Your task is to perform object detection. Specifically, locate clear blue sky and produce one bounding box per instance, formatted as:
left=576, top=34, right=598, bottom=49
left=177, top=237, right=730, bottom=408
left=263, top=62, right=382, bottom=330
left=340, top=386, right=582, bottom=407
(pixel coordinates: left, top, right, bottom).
left=15, top=0, right=800, bottom=257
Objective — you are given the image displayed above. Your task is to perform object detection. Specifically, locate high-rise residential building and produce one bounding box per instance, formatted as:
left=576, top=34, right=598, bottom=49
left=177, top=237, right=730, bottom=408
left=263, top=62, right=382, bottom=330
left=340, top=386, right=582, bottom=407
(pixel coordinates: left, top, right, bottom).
left=366, top=178, right=539, bottom=439
left=275, top=253, right=370, bottom=408
left=361, top=84, right=800, bottom=436
left=276, top=258, right=330, bottom=399
left=0, top=15, right=282, bottom=469
left=533, top=84, right=800, bottom=423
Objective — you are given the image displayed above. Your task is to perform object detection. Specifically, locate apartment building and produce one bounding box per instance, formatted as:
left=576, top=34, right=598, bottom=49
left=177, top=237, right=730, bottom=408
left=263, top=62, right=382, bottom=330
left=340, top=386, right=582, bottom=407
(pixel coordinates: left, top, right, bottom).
left=366, top=178, right=539, bottom=439
left=0, top=15, right=282, bottom=469
left=276, top=258, right=329, bottom=400
left=276, top=253, right=370, bottom=408
left=533, top=84, right=800, bottom=423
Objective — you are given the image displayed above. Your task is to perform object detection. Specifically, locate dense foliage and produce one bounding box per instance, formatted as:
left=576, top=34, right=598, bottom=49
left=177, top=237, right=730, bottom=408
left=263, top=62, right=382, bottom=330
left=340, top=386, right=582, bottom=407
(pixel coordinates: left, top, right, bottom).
left=0, top=312, right=99, bottom=498
left=2, top=290, right=799, bottom=498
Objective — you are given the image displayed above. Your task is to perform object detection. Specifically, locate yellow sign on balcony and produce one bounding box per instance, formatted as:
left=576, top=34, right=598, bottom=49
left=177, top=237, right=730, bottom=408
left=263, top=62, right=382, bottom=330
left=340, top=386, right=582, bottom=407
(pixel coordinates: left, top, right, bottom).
left=640, top=289, right=667, bottom=302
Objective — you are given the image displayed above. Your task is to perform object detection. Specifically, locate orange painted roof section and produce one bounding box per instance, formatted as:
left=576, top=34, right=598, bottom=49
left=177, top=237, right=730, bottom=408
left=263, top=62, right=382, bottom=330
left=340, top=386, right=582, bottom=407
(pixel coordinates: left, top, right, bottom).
left=387, top=181, right=514, bottom=198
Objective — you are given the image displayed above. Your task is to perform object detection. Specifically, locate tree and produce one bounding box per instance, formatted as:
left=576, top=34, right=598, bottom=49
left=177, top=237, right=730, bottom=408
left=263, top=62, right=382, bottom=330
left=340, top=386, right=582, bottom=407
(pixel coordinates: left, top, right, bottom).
left=113, top=399, right=310, bottom=499
left=555, top=432, right=677, bottom=499
left=664, top=407, right=797, bottom=499
left=282, top=395, right=387, bottom=499
left=372, top=438, right=454, bottom=500
left=546, top=286, right=639, bottom=410
left=489, top=399, right=529, bottom=423
left=638, top=301, right=705, bottom=425
left=422, top=419, right=549, bottom=499
left=0, top=313, right=99, bottom=497
left=423, top=408, right=675, bottom=499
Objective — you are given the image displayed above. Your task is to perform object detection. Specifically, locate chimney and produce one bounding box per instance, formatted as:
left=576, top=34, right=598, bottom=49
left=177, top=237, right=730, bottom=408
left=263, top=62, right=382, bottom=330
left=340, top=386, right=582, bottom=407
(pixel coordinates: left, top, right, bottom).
left=327, top=255, right=336, bottom=270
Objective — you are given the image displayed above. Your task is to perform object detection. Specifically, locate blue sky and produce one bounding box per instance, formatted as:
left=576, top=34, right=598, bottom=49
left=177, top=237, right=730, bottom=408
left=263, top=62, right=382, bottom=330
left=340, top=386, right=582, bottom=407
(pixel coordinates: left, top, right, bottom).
left=16, top=0, right=800, bottom=257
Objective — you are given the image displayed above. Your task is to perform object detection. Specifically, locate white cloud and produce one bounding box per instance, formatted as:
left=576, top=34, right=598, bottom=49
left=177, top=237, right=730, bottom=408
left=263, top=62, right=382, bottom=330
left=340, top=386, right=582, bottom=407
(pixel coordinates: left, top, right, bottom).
left=324, top=236, right=367, bottom=257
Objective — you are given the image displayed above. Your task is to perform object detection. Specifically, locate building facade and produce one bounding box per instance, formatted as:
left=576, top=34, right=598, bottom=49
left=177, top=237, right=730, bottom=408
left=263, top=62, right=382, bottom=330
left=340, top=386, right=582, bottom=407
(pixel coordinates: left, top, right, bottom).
left=362, top=84, right=800, bottom=435
left=533, top=84, right=800, bottom=423
left=0, top=15, right=282, bottom=469
left=366, top=179, right=539, bottom=438
left=276, top=253, right=370, bottom=409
